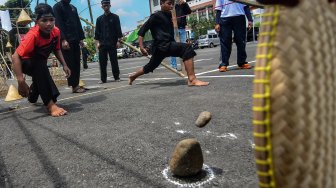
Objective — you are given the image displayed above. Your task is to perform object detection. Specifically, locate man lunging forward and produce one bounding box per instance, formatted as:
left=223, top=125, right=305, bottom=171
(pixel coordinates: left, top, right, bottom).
left=129, top=0, right=209, bottom=87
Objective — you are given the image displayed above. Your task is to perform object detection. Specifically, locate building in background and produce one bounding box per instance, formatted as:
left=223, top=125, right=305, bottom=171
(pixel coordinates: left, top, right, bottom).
left=149, top=0, right=214, bottom=21
left=148, top=0, right=263, bottom=39
left=149, top=0, right=215, bottom=39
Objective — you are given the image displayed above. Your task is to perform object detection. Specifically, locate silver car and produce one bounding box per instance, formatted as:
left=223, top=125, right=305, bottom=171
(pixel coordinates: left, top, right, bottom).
left=197, top=33, right=220, bottom=48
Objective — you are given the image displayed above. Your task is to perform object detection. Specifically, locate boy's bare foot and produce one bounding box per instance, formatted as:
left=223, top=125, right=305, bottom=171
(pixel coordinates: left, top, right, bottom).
left=48, top=103, right=67, bottom=117
left=188, top=79, right=209, bottom=86
left=128, top=74, right=136, bottom=85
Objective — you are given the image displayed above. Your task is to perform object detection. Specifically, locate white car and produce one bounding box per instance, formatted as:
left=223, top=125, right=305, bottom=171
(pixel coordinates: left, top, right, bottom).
left=197, top=33, right=220, bottom=48
left=117, top=48, right=126, bottom=58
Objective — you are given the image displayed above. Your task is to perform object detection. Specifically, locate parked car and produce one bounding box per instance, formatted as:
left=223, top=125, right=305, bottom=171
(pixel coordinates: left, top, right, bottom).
left=117, top=48, right=127, bottom=59
left=197, top=33, right=220, bottom=49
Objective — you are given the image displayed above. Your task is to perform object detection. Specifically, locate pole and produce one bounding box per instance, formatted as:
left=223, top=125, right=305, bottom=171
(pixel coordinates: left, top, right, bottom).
left=86, top=0, right=94, bottom=31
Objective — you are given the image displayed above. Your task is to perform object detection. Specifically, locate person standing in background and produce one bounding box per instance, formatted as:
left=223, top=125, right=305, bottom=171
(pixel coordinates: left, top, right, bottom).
left=94, top=0, right=123, bottom=83
left=170, top=0, right=191, bottom=70
left=215, top=0, right=253, bottom=72
left=81, top=42, right=89, bottom=69
left=53, top=0, right=86, bottom=93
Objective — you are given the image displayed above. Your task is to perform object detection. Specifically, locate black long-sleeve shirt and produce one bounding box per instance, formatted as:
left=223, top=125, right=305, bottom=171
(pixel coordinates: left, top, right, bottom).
left=94, top=12, right=123, bottom=47
left=138, top=11, right=174, bottom=51
left=53, top=1, right=85, bottom=42
left=175, top=2, right=192, bottom=29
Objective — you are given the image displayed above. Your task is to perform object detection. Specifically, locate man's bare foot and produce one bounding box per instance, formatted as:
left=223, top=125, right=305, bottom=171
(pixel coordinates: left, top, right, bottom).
left=48, top=103, right=67, bottom=117
left=188, top=79, right=209, bottom=86
left=128, top=74, right=136, bottom=85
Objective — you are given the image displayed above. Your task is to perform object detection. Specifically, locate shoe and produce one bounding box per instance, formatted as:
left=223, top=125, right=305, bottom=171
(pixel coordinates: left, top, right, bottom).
left=219, top=66, right=227, bottom=72
left=72, top=86, right=86, bottom=93
left=98, top=81, right=106, bottom=84
left=115, top=79, right=121, bottom=82
left=239, top=64, right=252, bottom=69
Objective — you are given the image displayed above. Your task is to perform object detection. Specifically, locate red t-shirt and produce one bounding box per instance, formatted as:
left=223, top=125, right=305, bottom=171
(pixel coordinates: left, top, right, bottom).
left=16, top=25, right=61, bottom=59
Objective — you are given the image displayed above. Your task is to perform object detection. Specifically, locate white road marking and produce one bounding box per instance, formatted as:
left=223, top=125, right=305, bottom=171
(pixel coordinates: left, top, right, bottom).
left=194, top=58, right=213, bottom=62
left=162, top=164, right=215, bottom=187
left=217, top=133, right=238, bottom=140
left=196, top=60, right=256, bottom=76
left=176, top=130, right=188, bottom=134
left=249, top=140, right=255, bottom=149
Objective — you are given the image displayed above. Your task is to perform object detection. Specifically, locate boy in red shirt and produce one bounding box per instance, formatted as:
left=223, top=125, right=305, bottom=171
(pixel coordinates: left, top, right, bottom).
left=12, top=3, right=71, bottom=117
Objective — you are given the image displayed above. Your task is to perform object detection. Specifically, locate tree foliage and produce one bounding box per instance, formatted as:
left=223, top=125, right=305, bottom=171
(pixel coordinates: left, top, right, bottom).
left=5, top=0, right=33, bottom=22
left=83, top=37, right=96, bottom=60
left=187, top=15, right=215, bottom=39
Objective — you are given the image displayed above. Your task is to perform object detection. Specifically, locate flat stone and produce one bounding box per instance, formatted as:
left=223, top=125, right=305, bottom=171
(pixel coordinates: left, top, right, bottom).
left=195, top=111, right=212, bottom=128
left=169, top=139, right=204, bottom=177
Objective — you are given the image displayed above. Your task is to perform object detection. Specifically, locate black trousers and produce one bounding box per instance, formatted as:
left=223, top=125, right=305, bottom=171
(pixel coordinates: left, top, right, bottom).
left=62, top=42, right=81, bottom=87
left=143, top=42, right=196, bottom=74
left=218, top=15, right=247, bottom=67
left=82, top=55, right=88, bottom=69
left=98, top=46, right=120, bottom=82
left=22, top=59, right=59, bottom=106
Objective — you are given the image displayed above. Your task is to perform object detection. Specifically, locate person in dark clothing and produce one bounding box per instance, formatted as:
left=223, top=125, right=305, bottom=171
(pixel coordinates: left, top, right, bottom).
left=128, top=0, right=209, bottom=87
left=215, top=0, right=253, bottom=72
left=81, top=42, right=89, bottom=69
left=12, top=3, right=71, bottom=117
left=170, top=0, right=191, bottom=70
left=53, top=0, right=86, bottom=93
left=94, top=0, right=123, bottom=83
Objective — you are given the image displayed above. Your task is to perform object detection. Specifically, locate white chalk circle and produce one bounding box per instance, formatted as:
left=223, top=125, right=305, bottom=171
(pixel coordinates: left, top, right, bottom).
left=162, top=164, right=215, bottom=187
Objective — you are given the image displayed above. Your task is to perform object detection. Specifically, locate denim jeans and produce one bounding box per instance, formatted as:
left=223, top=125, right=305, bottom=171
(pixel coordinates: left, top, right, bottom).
left=170, top=28, right=187, bottom=69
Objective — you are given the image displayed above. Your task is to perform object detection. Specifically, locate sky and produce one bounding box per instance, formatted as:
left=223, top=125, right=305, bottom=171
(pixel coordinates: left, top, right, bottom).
left=1, top=0, right=151, bottom=34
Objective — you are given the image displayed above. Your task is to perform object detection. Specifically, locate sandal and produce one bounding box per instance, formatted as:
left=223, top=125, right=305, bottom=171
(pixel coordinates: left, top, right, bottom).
left=72, top=86, right=86, bottom=93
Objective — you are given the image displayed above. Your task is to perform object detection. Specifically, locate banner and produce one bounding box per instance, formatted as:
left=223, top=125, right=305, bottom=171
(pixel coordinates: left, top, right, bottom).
left=0, top=10, right=12, bottom=32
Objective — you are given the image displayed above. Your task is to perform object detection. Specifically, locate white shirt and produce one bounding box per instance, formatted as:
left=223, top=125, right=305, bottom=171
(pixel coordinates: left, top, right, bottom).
left=215, top=0, right=246, bottom=18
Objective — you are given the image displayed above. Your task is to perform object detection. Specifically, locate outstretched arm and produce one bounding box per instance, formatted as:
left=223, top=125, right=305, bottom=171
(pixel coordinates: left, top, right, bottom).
left=138, top=36, right=148, bottom=56
left=54, top=50, right=71, bottom=78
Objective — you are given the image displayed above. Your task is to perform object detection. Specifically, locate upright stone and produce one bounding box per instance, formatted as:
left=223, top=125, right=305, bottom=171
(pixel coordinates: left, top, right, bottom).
left=169, top=139, right=204, bottom=177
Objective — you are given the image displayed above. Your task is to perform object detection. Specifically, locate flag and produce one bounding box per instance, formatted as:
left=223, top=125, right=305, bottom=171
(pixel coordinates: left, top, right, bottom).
left=0, top=10, right=12, bottom=32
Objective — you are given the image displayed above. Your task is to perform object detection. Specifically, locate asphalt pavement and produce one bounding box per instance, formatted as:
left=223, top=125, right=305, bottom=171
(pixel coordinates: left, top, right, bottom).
left=0, top=42, right=259, bottom=188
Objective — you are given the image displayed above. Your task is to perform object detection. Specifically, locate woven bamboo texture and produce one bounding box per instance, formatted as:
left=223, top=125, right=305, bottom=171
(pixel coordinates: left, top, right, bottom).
left=253, top=1, right=336, bottom=188
left=0, top=74, right=8, bottom=98
left=49, top=67, right=67, bottom=86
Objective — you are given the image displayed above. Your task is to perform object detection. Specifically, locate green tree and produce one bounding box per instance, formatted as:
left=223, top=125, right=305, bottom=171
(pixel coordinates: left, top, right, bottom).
left=83, top=37, right=96, bottom=61
left=188, top=15, right=215, bottom=39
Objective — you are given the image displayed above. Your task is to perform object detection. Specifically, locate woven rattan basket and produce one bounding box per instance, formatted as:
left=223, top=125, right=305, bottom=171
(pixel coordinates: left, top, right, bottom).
left=49, top=67, right=67, bottom=86
left=0, top=75, right=8, bottom=98
left=253, top=1, right=336, bottom=188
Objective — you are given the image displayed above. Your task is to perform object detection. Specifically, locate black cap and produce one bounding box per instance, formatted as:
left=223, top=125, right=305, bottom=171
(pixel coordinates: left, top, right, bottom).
left=35, top=3, right=55, bottom=20
left=101, top=0, right=110, bottom=4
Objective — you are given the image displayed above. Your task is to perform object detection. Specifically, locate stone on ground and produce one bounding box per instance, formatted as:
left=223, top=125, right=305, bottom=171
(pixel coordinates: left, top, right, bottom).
left=195, top=111, right=212, bottom=128
left=169, top=139, right=204, bottom=177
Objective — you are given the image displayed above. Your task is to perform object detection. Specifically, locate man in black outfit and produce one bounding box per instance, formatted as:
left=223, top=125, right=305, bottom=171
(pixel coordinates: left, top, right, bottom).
left=94, top=0, right=123, bottom=83
left=170, top=0, right=191, bottom=70
left=53, top=0, right=86, bottom=93
left=128, top=0, right=209, bottom=87
left=81, top=42, right=89, bottom=69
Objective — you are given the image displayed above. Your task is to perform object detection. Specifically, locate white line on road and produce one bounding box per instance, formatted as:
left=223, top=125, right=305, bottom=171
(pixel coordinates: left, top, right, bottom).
left=196, top=60, right=256, bottom=76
